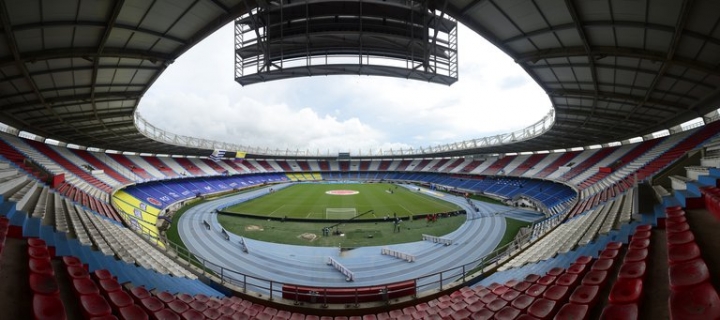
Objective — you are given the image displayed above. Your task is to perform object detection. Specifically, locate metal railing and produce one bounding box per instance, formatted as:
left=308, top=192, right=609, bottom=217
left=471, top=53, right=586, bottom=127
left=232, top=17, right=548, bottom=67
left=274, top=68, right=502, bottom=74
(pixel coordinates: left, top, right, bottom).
left=144, top=219, right=539, bottom=306
left=133, top=109, right=556, bottom=157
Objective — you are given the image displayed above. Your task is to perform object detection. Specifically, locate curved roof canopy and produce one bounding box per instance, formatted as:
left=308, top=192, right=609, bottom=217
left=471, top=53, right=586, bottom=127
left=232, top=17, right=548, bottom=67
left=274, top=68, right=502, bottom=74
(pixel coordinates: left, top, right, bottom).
left=0, top=0, right=718, bottom=157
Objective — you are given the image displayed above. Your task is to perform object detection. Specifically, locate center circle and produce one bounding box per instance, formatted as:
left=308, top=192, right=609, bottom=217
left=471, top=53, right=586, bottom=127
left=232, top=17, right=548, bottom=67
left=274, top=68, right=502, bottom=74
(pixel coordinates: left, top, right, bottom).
left=325, top=190, right=360, bottom=195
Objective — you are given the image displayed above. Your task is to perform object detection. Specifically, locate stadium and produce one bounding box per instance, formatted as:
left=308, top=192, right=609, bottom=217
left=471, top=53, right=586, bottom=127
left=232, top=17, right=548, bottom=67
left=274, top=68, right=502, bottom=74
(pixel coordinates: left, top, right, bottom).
left=0, top=0, right=719, bottom=319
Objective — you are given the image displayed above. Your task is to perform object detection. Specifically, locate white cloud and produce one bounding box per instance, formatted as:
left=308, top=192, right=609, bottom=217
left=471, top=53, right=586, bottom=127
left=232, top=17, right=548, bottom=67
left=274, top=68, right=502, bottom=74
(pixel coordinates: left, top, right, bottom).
left=139, top=22, right=552, bottom=153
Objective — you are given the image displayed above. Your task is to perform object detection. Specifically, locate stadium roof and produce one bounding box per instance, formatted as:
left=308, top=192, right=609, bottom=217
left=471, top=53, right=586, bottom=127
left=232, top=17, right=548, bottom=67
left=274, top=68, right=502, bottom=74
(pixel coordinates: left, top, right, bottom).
left=0, top=0, right=718, bottom=157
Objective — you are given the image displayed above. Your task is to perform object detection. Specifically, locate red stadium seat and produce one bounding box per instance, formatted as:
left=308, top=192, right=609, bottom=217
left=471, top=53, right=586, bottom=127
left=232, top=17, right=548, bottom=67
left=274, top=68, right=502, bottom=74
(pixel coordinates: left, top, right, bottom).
left=504, top=279, right=520, bottom=288
left=118, top=304, right=149, bottom=320
left=566, top=263, right=588, bottom=276
left=470, top=308, right=495, bottom=320
left=599, top=249, right=619, bottom=260
left=591, top=258, right=614, bottom=272
left=139, top=297, right=164, bottom=314
left=98, top=279, right=122, bottom=294
left=555, top=273, right=580, bottom=286
left=194, top=294, right=209, bottom=303
left=177, top=293, right=194, bottom=304
left=129, top=286, right=151, bottom=302
left=181, top=309, right=205, bottom=320
left=526, top=284, right=548, bottom=297
left=27, top=238, right=46, bottom=248
left=631, top=230, right=651, bottom=240
left=568, top=285, right=600, bottom=306
left=93, top=269, right=114, bottom=281
left=33, top=294, right=67, bottom=320
left=623, top=248, right=648, bottom=263
left=543, top=285, right=570, bottom=302
left=537, top=276, right=556, bottom=286
left=190, top=300, right=209, bottom=312
left=450, top=308, right=470, bottom=320
left=28, top=246, right=50, bottom=261
left=513, top=281, right=533, bottom=292
left=667, top=230, right=695, bottom=245
left=547, top=267, right=564, bottom=276
left=669, top=258, right=710, bottom=291
left=466, top=300, right=485, bottom=313
left=486, top=298, right=509, bottom=312
left=30, top=273, right=60, bottom=296
left=154, top=308, right=181, bottom=320
left=581, top=270, right=608, bottom=287
left=494, top=306, right=521, bottom=320
left=80, top=294, right=112, bottom=318
left=511, top=294, right=535, bottom=311
left=554, top=303, right=588, bottom=320
left=666, top=222, right=690, bottom=233
left=600, top=303, right=638, bottom=320
left=666, top=216, right=687, bottom=224
left=29, top=257, right=55, bottom=275
left=628, top=239, right=650, bottom=250
left=167, top=300, right=190, bottom=314
left=203, top=307, right=221, bottom=319
left=72, top=277, right=99, bottom=296
left=525, top=274, right=541, bottom=283
left=605, top=242, right=623, bottom=250
left=107, top=290, right=134, bottom=310
left=527, top=298, right=557, bottom=320
left=669, top=282, right=720, bottom=320
left=501, top=289, right=521, bottom=302
left=618, top=261, right=647, bottom=280
left=575, top=256, right=593, bottom=265
left=666, top=210, right=685, bottom=218
left=491, top=284, right=510, bottom=296
left=156, top=291, right=176, bottom=303
left=480, top=293, right=498, bottom=304
left=608, top=278, right=643, bottom=304
left=667, top=242, right=701, bottom=265
left=66, top=265, right=90, bottom=279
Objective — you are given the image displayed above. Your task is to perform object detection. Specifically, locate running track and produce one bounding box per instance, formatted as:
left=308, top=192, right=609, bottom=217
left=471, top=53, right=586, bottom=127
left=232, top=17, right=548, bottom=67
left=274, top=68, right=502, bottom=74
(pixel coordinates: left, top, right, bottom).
left=177, top=184, right=540, bottom=292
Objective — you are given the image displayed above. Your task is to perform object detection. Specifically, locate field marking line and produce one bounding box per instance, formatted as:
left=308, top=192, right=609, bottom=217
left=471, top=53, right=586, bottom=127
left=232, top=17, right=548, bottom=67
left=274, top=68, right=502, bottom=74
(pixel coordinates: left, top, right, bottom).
left=398, top=203, right=414, bottom=215
left=269, top=204, right=287, bottom=216
left=411, top=191, right=458, bottom=210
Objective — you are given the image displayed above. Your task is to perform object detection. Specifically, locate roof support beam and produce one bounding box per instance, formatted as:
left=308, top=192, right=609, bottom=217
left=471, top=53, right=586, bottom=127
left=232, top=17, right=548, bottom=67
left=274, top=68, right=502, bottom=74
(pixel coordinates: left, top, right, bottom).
left=608, top=0, right=695, bottom=132
left=3, top=91, right=143, bottom=111
left=549, top=89, right=689, bottom=112
left=0, top=48, right=174, bottom=69
left=529, top=63, right=716, bottom=90
left=24, top=110, right=133, bottom=124
left=503, top=20, right=720, bottom=48
left=9, top=21, right=186, bottom=45
left=544, top=81, right=700, bottom=102
left=0, top=65, right=158, bottom=87
left=516, top=46, right=720, bottom=76
left=0, top=0, right=87, bottom=140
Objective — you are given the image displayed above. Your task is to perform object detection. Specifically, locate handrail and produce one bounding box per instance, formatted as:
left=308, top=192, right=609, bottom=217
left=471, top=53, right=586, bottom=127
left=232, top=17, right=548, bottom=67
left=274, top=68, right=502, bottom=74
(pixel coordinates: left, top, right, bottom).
left=133, top=109, right=555, bottom=157
left=132, top=208, right=554, bottom=307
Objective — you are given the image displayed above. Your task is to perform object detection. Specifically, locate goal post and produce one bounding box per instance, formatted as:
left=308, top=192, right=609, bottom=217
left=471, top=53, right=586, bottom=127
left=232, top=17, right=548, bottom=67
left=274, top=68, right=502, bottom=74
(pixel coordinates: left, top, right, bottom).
left=325, top=208, right=358, bottom=220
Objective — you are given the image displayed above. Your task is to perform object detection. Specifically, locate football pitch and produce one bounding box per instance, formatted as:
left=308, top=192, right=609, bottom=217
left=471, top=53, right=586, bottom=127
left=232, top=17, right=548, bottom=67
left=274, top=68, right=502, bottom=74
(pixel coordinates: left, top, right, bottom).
left=222, top=183, right=462, bottom=219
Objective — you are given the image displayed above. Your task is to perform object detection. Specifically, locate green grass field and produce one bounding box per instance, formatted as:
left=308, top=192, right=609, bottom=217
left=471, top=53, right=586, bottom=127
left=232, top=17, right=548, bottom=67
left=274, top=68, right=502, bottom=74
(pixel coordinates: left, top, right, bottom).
left=169, top=182, right=530, bottom=249
left=223, top=183, right=461, bottom=219
left=217, top=214, right=467, bottom=247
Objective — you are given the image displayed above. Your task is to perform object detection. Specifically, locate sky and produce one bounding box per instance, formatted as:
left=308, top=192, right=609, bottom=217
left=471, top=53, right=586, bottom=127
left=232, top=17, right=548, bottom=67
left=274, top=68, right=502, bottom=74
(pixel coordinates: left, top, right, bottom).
left=138, top=22, right=552, bottom=154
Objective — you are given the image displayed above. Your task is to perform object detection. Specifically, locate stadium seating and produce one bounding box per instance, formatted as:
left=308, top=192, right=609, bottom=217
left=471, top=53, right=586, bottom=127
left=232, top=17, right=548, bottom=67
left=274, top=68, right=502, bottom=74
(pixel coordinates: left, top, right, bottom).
left=1, top=118, right=720, bottom=319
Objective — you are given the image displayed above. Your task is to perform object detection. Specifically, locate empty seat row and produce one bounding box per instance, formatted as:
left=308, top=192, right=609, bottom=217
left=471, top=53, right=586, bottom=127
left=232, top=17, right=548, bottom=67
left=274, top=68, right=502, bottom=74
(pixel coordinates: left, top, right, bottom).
left=663, top=206, right=720, bottom=319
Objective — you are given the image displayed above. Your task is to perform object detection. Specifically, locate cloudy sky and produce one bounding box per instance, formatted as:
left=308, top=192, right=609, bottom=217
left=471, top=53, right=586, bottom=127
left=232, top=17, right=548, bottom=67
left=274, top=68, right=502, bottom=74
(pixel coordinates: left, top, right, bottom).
left=139, top=22, right=552, bottom=154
